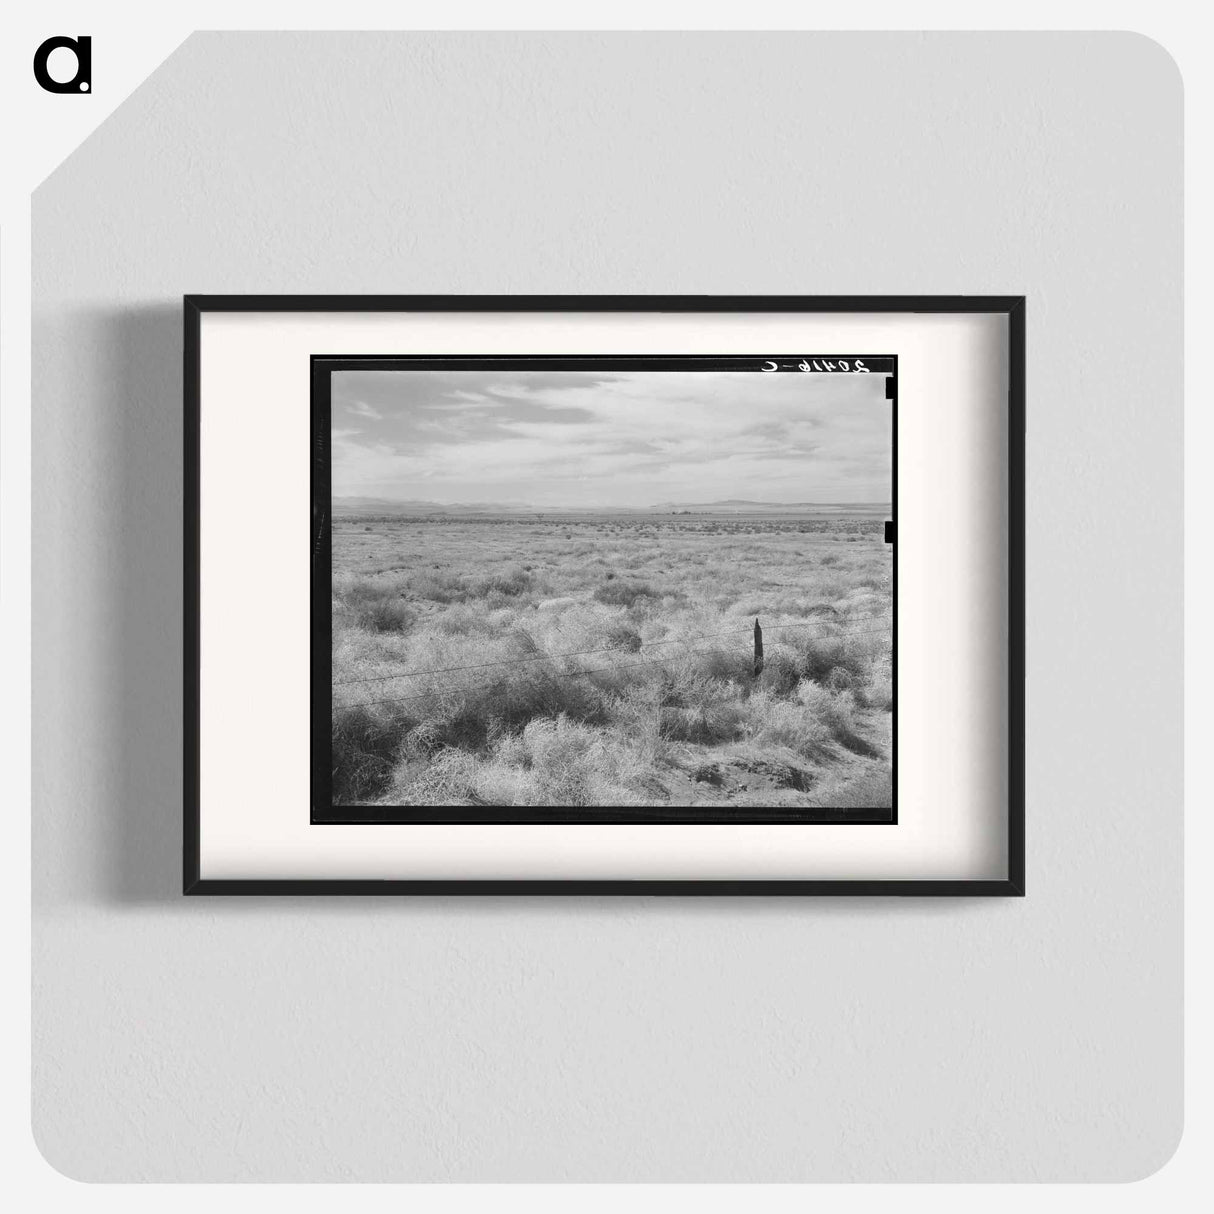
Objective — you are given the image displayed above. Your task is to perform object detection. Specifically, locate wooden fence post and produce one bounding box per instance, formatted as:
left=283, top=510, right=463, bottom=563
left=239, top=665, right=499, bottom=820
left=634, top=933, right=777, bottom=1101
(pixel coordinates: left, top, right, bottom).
left=753, top=617, right=764, bottom=677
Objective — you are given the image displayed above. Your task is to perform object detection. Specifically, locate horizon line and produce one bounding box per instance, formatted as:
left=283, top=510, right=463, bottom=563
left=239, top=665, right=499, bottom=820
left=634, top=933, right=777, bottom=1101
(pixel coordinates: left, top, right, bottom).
left=332, top=495, right=890, bottom=507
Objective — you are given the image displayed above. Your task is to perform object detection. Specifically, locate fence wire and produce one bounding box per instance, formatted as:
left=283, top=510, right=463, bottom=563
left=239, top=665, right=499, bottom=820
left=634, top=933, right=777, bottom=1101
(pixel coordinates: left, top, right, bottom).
left=335, top=611, right=892, bottom=686
left=334, top=615, right=893, bottom=711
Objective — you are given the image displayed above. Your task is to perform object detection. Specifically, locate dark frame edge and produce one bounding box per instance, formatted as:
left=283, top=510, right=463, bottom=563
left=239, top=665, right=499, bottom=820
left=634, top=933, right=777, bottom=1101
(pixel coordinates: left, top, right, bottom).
left=184, top=294, right=1025, bottom=314
left=185, top=879, right=1025, bottom=897
left=1006, top=297, right=1027, bottom=896
left=183, top=297, right=203, bottom=894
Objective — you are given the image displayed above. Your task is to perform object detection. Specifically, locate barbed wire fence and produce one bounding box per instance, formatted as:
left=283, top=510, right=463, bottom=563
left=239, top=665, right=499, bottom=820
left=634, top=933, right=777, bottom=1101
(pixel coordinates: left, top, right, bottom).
left=334, top=612, right=893, bottom=712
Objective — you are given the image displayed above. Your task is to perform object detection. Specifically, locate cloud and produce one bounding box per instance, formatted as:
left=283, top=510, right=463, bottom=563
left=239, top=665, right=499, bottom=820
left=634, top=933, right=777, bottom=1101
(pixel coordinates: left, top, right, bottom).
left=330, top=368, right=890, bottom=506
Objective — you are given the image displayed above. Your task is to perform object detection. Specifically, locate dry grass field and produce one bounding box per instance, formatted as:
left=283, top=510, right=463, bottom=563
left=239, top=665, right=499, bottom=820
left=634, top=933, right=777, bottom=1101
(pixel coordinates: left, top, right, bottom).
left=330, top=511, right=893, bottom=816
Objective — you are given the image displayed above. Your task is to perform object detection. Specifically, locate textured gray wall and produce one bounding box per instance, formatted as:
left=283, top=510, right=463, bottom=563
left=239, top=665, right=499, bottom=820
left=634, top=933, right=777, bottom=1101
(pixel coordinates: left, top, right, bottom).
left=32, top=33, right=1182, bottom=1181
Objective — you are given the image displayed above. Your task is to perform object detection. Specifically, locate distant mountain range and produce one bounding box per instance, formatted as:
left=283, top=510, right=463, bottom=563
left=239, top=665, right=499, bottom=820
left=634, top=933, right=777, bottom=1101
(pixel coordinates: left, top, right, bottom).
left=333, top=496, right=889, bottom=516
left=650, top=499, right=888, bottom=513
left=333, top=497, right=534, bottom=516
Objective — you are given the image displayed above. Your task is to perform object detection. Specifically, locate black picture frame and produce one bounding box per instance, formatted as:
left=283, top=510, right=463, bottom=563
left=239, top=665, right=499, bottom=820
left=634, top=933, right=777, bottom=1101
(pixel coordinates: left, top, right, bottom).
left=184, top=295, right=1025, bottom=896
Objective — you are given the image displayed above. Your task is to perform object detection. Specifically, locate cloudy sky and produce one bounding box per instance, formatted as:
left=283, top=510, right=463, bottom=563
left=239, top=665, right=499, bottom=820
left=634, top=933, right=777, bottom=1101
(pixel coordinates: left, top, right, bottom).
left=331, top=368, right=890, bottom=508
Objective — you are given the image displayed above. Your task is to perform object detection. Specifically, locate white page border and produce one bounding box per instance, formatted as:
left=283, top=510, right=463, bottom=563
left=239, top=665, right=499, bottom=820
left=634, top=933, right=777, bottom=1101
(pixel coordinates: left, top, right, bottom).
left=198, top=310, right=1009, bottom=880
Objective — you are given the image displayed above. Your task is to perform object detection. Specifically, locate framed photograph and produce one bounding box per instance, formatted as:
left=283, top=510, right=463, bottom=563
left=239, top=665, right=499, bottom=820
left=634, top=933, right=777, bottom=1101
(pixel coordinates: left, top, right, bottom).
left=185, top=296, right=1024, bottom=894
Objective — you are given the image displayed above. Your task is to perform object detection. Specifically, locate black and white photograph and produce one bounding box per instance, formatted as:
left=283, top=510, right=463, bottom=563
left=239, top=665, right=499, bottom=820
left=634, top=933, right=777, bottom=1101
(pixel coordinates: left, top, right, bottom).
left=316, top=356, right=896, bottom=822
